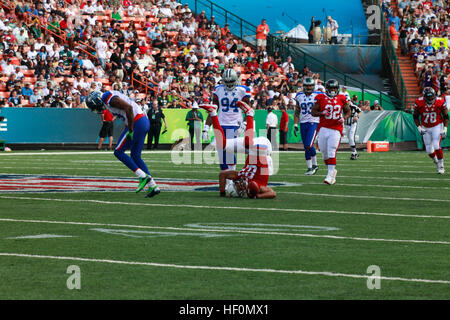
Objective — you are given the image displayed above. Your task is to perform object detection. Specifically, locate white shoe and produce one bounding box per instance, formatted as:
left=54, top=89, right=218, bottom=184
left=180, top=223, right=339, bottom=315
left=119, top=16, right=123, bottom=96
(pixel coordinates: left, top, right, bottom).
left=438, top=165, right=445, bottom=174
left=324, top=169, right=337, bottom=185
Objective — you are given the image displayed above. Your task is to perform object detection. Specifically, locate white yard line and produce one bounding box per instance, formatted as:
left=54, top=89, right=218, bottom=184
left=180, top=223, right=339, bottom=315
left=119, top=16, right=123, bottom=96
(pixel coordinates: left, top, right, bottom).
left=0, top=217, right=449, bottom=245
left=2, top=166, right=449, bottom=181
left=300, top=182, right=450, bottom=190
left=0, top=195, right=449, bottom=220
left=0, top=252, right=449, bottom=285
left=282, top=191, right=450, bottom=203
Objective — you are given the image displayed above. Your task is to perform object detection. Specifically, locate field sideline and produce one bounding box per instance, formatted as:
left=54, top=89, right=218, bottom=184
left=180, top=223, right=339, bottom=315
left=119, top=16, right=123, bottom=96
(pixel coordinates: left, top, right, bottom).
left=0, top=150, right=449, bottom=300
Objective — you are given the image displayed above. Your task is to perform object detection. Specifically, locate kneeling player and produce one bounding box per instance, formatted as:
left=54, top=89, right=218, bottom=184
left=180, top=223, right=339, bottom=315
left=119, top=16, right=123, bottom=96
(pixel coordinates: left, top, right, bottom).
left=414, top=87, right=448, bottom=174
left=200, top=101, right=276, bottom=199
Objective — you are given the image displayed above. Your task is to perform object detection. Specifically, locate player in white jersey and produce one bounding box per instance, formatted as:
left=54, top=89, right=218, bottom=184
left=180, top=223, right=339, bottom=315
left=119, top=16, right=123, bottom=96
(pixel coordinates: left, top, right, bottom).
left=345, top=95, right=362, bottom=160
left=202, top=68, right=251, bottom=174
left=293, top=77, right=321, bottom=175
left=86, top=90, right=160, bottom=198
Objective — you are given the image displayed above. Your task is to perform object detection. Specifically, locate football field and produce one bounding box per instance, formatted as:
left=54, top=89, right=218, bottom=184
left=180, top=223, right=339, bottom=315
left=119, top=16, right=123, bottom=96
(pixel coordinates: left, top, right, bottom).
left=0, top=149, right=449, bottom=300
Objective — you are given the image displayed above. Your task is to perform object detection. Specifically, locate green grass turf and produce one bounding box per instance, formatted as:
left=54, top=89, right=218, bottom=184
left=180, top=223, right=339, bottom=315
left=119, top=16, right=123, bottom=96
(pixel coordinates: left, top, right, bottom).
left=0, top=150, right=449, bottom=299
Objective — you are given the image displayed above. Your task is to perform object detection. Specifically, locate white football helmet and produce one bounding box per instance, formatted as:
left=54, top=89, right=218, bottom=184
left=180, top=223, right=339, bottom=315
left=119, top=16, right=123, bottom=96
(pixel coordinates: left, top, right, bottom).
left=222, top=68, right=239, bottom=91
left=225, top=178, right=247, bottom=198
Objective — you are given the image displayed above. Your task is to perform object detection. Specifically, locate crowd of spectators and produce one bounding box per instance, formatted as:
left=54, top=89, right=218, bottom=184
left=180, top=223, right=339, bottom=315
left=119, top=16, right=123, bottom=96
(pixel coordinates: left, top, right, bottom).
left=383, top=0, right=450, bottom=95
left=0, top=0, right=337, bottom=112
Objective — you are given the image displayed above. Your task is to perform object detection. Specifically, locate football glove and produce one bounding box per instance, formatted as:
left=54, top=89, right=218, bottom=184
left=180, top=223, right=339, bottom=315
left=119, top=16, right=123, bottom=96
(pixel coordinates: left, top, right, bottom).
left=236, top=121, right=247, bottom=136
left=441, top=127, right=448, bottom=139
left=294, top=124, right=299, bottom=137
left=321, top=109, right=331, bottom=117
left=126, top=131, right=134, bottom=141
left=202, top=125, right=210, bottom=141
left=417, top=125, right=426, bottom=135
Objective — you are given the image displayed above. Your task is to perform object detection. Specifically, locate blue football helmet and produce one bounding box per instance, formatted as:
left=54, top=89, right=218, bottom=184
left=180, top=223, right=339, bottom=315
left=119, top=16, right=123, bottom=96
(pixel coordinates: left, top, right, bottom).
left=86, top=91, right=105, bottom=113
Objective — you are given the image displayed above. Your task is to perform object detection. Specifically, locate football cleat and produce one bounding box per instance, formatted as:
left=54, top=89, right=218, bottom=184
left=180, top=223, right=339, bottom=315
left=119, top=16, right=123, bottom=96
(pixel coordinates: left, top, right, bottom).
left=237, top=101, right=254, bottom=117
left=304, top=165, right=319, bottom=176
left=199, top=104, right=218, bottom=115
left=136, top=176, right=150, bottom=193
left=324, top=169, right=337, bottom=185
left=350, top=153, right=359, bottom=160
left=145, top=186, right=161, bottom=198
left=437, top=162, right=445, bottom=174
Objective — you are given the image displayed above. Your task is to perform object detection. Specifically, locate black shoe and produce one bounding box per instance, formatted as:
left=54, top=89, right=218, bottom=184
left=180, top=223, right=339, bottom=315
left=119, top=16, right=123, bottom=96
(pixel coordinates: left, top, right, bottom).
left=145, top=186, right=161, bottom=198
left=350, top=153, right=359, bottom=160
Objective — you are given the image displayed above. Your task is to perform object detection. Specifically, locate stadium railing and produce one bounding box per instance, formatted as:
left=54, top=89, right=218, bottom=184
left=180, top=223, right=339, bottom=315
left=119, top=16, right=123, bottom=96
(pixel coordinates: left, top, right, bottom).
left=181, top=0, right=404, bottom=110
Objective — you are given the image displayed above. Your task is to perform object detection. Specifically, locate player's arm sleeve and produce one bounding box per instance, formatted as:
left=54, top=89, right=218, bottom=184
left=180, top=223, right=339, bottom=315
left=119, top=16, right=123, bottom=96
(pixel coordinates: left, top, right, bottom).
left=442, top=106, right=449, bottom=127
left=294, top=99, right=300, bottom=124
left=310, top=95, right=322, bottom=117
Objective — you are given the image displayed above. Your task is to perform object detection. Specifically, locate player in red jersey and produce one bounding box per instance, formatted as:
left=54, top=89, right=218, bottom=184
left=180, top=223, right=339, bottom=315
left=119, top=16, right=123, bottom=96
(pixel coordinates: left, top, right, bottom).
left=200, top=101, right=276, bottom=199
left=311, top=79, right=351, bottom=185
left=414, top=87, right=448, bottom=174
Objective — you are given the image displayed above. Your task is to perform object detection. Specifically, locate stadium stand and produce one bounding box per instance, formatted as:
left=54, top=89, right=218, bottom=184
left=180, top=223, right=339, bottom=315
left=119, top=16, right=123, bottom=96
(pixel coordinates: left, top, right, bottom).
left=0, top=0, right=316, bottom=111
left=382, top=0, right=449, bottom=102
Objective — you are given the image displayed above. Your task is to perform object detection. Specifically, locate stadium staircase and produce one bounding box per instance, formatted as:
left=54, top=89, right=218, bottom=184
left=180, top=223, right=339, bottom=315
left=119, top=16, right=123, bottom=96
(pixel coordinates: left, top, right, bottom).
left=389, top=0, right=421, bottom=102
left=362, top=0, right=417, bottom=110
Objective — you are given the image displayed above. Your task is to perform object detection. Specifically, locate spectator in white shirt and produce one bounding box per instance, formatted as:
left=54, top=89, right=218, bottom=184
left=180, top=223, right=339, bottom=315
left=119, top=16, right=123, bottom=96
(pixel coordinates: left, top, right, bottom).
left=327, top=16, right=339, bottom=44
left=95, top=38, right=108, bottom=69
left=82, top=1, right=96, bottom=14
left=281, top=56, right=294, bottom=74
left=86, top=13, right=97, bottom=26
left=182, top=22, right=195, bottom=36
left=159, top=3, right=174, bottom=18
left=14, top=66, right=24, bottom=80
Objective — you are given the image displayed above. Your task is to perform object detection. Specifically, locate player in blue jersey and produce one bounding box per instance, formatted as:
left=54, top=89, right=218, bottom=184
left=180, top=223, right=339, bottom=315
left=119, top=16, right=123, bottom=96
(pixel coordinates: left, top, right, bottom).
left=202, top=68, right=252, bottom=179
left=86, top=90, right=160, bottom=198
left=294, top=77, right=320, bottom=175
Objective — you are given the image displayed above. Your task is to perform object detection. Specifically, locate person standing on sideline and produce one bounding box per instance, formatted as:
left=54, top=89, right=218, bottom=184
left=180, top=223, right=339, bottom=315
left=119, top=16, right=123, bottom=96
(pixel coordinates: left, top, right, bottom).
left=279, top=105, right=289, bottom=151
left=327, top=16, right=339, bottom=44
left=266, top=106, right=278, bottom=143
left=147, top=100, right=167, bottom=150
left=256, top=19, right=270, bottom=53
left=345, top=95, right=362, bottom=160
left=85, top=90, right=160, bottom=198
left=98, top=108, right=116, bottom=150
left=185, top=102, right=204, bottom=150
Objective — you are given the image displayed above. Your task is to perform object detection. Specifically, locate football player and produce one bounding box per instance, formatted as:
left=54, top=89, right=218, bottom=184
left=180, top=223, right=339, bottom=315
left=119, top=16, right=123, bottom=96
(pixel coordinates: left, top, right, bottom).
left=294, top=77, right=321, bottom=175
left=202, top=68, right=252, bottom=183
left=346, top=95, right=362, bottom=160
left=311, top=79, right=351, bottom=185
left=86, top=90, right=160, bottom=198
left=200, top=101, right=276, bottom=199
left=413, top=87, right=448, bottom=174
